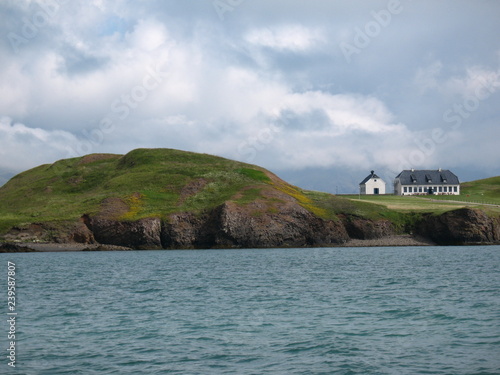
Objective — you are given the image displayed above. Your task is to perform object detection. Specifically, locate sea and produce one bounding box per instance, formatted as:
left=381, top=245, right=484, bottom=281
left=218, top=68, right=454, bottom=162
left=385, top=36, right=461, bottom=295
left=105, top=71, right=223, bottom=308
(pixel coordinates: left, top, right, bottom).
left=2, top=246, right=499, bottom=375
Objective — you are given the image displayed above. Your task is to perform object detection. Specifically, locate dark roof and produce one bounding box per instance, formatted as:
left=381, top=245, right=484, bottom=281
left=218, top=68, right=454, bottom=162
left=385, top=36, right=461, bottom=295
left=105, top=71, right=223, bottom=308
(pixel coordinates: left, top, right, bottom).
left=395, top=170, right=459, bottom=185
left=359, top=170, right=381, bottom=185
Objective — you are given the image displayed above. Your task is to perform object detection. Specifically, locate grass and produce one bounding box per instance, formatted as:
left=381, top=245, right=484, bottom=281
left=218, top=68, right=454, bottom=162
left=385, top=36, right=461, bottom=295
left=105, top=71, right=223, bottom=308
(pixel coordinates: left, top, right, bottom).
left=343, top=195, right=470, bottom=211
left=427, top=177, right=500, bottom=205
left=343, top=193, right=500, bottom=216
left=234, top=188, right=264, bottom=205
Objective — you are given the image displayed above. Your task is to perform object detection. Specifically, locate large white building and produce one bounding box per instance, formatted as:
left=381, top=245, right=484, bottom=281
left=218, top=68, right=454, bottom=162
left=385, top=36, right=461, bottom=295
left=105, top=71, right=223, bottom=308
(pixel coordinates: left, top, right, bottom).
left=394, top=169, right=460, bottom=196
left=359, top=171, right=386, bottom=195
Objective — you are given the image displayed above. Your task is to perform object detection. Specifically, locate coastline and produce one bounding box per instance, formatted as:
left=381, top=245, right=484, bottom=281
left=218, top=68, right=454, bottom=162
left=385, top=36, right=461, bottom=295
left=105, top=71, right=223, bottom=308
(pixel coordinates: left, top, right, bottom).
left=0, top=243, right=133, bottom=253
left=1, top=235, right=437, bottom=252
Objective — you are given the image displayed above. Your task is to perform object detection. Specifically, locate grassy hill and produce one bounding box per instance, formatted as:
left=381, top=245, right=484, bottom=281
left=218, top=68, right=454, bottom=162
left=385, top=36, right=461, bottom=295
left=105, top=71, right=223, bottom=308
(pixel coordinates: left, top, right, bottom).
left=0, top=148, right=498, bottom=240
left=453, top=176, right=500, bottom=204
left=0, top=148, right=350, bottom=235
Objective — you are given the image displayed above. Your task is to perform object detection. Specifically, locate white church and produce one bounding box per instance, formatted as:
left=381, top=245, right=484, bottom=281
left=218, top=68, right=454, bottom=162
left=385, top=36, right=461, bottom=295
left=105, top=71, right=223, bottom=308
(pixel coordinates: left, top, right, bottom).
left=359, top=171, right=386, bottom=195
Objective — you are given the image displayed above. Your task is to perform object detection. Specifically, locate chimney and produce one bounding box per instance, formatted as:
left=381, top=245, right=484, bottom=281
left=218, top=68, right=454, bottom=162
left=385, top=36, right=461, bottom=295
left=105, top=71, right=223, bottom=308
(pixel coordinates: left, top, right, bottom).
left=371, top=170, right=374, bottom=175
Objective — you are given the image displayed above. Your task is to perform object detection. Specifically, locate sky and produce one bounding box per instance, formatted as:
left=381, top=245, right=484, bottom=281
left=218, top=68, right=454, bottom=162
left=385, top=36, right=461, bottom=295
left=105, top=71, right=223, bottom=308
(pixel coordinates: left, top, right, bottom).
left=0, top=0, right=499, bottom=193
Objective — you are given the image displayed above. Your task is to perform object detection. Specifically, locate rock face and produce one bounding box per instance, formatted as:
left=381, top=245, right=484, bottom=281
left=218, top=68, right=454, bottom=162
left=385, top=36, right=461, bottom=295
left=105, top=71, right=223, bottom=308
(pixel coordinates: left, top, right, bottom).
left=76, top=205, right=500, bottom=249
left=340, top=215, right=395, bottom=240
left=85, top=216, right=162, bottom=249
left=415, top=208, right=500, bottom=245
left=4, top=221, right=96, bottom=244
left=162, top=200, right=350, bottom=249
left=84, top=198, right=350, bottom=249
left=69, top=221, right=96, bottom=244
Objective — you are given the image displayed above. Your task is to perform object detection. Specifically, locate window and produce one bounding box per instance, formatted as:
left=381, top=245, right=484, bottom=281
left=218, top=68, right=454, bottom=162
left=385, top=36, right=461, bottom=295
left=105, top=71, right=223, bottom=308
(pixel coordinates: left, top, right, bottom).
left=439, top=186, right=442, bottom=192
left=443, top=187, right=447, bottom=192
left=454, top=186, right=458, bottom=193
left=419, top=187, right=422, bottom=193
left=404, top=187, right=407, bottom=193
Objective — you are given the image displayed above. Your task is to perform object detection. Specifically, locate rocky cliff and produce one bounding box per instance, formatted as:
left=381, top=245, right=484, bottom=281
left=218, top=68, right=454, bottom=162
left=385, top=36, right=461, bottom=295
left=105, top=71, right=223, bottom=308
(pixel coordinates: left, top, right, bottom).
left=415, top=208, right=500, bottom=245
left=4, top=206, right=499, bottom=249
left=85, top=191, right=351, bottom=249
left=75, top=206, right=500, bottom=249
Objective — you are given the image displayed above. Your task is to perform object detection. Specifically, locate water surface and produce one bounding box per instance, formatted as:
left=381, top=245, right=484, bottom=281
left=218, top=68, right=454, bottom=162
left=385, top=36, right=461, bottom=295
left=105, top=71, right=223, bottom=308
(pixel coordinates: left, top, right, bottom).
left=2, top=246, right=499, bottom=374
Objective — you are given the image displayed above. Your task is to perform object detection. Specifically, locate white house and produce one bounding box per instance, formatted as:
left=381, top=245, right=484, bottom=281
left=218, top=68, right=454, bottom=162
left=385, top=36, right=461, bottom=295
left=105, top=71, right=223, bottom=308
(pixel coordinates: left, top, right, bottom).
left=359, top=171, right=386, bottom=195
left=394, top=169, right=460, bottom=196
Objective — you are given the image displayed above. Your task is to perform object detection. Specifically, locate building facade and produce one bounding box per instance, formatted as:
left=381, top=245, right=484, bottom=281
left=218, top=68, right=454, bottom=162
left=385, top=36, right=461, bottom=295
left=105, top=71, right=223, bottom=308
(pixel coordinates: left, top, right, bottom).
left=394, top=169, right=460, bottom=196
left=359, top=171, right=386, bottom=195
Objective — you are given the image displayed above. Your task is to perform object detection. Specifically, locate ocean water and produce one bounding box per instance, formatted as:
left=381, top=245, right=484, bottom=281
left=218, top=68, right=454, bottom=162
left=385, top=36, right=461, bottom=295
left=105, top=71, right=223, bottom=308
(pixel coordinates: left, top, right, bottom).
left=2, top=246, right=499, bottom=375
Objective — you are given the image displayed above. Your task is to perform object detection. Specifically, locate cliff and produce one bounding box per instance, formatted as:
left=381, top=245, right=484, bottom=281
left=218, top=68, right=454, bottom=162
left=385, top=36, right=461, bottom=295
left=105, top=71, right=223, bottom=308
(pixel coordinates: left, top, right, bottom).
left=415, top=208, right=500, bottom=245
left=85, top=198, right=350, bottom=249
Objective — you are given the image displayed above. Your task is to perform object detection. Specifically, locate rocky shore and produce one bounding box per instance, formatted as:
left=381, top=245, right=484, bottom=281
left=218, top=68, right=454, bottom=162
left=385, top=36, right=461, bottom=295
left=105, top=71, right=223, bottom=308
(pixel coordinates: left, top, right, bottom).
left=0, top=243, right=132, bottom=253
left=1, top=207, right=499, bottom=252
left=1, top=234, right=436, bottom=253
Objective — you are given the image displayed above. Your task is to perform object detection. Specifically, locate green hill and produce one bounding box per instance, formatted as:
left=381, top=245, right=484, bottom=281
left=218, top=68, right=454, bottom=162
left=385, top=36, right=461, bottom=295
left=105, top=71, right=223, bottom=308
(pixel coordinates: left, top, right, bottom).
left=0, top=148, right=346, bottom=236
left=461, top=176, right=500, bottom=203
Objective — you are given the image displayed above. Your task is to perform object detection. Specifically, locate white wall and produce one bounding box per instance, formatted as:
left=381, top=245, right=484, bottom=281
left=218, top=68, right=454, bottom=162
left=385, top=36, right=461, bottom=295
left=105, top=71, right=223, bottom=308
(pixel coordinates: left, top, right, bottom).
left=396, top=184, right=460, bottom=195
left=362, top=178, right=386, bottom=194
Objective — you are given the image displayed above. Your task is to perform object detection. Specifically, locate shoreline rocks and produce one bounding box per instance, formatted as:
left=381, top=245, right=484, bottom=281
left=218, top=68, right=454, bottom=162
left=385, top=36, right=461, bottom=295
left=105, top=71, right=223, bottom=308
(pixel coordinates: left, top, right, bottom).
left=2, top=207, right=498, bottom=252
left=415, top=208, right=500, bottom=245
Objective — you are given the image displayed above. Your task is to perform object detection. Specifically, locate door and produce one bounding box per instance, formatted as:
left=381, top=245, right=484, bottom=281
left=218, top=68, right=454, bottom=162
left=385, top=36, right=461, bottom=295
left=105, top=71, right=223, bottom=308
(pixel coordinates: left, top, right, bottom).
left=374, top=188, right=380, bottom=195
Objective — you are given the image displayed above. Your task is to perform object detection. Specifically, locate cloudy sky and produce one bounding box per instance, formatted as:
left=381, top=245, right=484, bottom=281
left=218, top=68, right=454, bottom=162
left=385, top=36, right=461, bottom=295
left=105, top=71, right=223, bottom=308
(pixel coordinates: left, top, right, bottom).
left=1, top=0, right=499, bottom=193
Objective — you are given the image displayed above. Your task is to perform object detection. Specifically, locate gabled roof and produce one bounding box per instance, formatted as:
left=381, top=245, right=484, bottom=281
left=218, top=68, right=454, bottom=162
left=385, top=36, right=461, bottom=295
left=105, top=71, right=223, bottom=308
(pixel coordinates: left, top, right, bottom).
left=395, top=169, right=459, bottom=185
left=359, top=170, right=382, bottom=185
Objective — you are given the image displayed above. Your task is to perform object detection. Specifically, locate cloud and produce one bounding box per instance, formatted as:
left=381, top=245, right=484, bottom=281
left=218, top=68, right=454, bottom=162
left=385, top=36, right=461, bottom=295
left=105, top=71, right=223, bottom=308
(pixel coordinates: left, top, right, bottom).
left=245, top=25, right=324, bottom=52
left=414, top=59, right=500, bottom=99
left=0, top=117, right=78, bottom=170
left=126, top=19, right=169, bottom=52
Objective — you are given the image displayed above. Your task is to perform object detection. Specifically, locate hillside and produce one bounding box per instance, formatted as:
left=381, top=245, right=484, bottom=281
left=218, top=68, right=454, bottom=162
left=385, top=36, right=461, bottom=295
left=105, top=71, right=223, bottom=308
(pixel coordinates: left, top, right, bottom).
left=460, top=176, right=500, bottom=204
left=0, top=148, right=499, bottom=249
left=0, top=149, right=293, bottom=228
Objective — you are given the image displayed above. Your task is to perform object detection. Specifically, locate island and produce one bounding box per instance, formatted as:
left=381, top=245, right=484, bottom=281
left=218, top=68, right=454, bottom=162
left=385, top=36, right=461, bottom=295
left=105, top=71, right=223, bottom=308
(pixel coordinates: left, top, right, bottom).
left=0, top=148, right=499, bottom=252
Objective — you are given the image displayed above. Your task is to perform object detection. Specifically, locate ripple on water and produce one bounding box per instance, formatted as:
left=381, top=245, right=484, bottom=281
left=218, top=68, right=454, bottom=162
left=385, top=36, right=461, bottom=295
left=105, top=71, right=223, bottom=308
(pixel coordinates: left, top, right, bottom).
left=3, top=246, right=500, bottom=375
